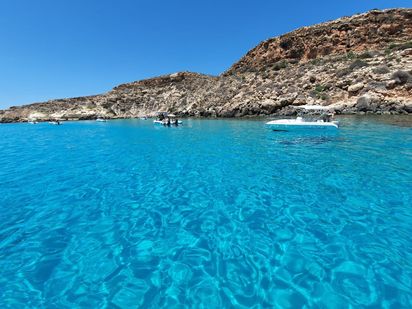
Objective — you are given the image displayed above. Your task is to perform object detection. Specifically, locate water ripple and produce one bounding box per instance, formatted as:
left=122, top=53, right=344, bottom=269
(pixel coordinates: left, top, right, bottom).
left=0, top=117, right=411, bottom=307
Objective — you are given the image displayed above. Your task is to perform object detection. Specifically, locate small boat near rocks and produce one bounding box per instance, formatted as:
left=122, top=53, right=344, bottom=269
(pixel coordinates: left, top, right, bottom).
left=153, top=112, right=182, bottom=126
left=96, top=118, right=107, bottom=122
left=266, top=105, right=339, bottom=131
left=153, top=119, right=183, bottom=126
left=266, top=117, right=339, bottom=131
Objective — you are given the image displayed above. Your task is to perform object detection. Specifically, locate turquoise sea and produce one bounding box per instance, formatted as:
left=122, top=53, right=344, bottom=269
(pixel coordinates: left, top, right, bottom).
left=0, top=117, right=411, bottom=308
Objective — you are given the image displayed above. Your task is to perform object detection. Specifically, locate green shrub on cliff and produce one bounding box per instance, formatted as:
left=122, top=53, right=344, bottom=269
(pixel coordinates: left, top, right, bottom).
left=349, top=59, right=368, bottom=70
left=272, top=60, right=288, bottom=71
left=373, top=65, right=390, bottom=74
left=358, top=51, right=374, bottom=59
left=392, top=70, right=411, bottom=85
left=385, top=41, right=412, bottom=55
left=314, top=84, right=326, bottom=93
left=391, top=41, right=412, bottom=51
left=336, top=67, right=351, bottom=77
left=346, top=51, right=356, bottom=60
left=313, top=84, right=329, bottom=100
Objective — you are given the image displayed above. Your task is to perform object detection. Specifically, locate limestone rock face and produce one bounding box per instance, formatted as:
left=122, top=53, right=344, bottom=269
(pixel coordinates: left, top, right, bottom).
left=225, top=9, right=412, bottom=75
left=348, top=83, right=364, bottom=94
left=1, top=9, right=412, bottom=123
left=356, top=95, right=381, bottom=112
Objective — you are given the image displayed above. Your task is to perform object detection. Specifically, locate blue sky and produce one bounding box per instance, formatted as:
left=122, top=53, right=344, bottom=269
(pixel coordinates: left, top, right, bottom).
left=0, top=0, right=410, bottom=108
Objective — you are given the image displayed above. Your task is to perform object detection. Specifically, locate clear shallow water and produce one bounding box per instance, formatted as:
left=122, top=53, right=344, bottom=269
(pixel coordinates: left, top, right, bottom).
left=0, top=117, right=411, bottom=308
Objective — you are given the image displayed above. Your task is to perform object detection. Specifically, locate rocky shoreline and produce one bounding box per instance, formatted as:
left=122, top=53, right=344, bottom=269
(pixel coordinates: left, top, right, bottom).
left=1, top=8, right=411, bottom=123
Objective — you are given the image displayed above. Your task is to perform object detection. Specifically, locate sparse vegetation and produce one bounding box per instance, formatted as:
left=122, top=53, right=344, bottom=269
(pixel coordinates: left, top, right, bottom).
left=392, top=70, right=411, bottom=85
left=336, top=68, right=351, bottom=77
left=358, top=51, right=374, bottom=59
left=385, top=41, right=412, bottom=55
left=313, top=84, right=328, bottom=100
left=346, top=51, right=356, bottom=60
left=386, top=54, right=395, bottom=62
left=387, top=41, right=412, bottom=52
left=289, top=48, right=304, bottom=59
left=320, top=93, right=328, bottom=100
left=315, top=84, right=326, bottom=93
left=373, top=65, right=390, bottom=74
left=272, top=60, right=288, bottom=71
left=309, top=58, right=322, bottom=66
left=349, top=59, right=368, bottom=70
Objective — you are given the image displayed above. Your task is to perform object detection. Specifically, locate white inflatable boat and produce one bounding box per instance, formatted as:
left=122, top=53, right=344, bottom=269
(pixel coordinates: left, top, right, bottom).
left=266, top=117, right=339, bottom=130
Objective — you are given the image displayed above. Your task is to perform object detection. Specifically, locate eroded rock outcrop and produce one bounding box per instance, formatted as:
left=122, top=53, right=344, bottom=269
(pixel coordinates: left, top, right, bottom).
left=225, top=9, right=412, bottom=75
left=1, top=8, right=411, bottom=123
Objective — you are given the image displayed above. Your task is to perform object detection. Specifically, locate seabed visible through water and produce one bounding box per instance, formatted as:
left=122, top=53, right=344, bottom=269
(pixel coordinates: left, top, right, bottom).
left=0, top=116, right=411, bottom=308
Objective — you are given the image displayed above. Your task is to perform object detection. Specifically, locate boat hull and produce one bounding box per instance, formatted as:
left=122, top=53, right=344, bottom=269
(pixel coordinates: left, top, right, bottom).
left=154, top=120, right=182, bottom=125
left=266, top=119, right=339, bottom=131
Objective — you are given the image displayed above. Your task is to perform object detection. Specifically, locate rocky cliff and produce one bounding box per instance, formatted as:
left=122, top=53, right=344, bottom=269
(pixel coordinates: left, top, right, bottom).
left=225, top=8, right=412, bottom=74
left=1, top=8, right=411, bottom=123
